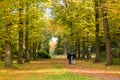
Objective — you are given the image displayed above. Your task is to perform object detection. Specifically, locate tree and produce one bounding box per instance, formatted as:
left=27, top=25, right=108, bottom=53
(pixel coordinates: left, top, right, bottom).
left=4, top=9, right=12, bottom=67
left=94, top=0, right=100, bottom=62
left=108, top=0, right=120, bottom=49
left=18, top=0, right=25, bottom=64
left=24, top=0, right=30, bottom=62
left=100, top=0, right=113, bottom=65
left=1, top=0, right=17, bottom=67
left=51, top=0, right=95, bottom=59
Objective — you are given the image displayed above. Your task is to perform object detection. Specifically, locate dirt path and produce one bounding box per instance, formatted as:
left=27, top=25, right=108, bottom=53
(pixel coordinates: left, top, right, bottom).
left=53, top=59, right=120, bottom=80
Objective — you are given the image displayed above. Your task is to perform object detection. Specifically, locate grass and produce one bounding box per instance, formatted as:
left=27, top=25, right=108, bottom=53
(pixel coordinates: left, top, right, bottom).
left=23, top=73, right=96, bottom=80
left=0, top=59, right=97, bottom=80
left=113, top=58, right=120, bottom=65
left=77, top=58, right=120, bottom=71
left=1, top=57, right=120, bottom=80
left=41, top=73, right=96, bottom=80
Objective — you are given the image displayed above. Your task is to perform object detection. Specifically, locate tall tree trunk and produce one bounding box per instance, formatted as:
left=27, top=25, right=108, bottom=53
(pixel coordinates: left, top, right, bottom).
left=38, top=42, right=41, bottom=51
left=25, top=26, right=29, bottom=62
left=94, top=0, right=100, bottom=62
left=75, top=40, right=78, bottom=57
left=18, top=0, right=24, bottom=64
left=75, top=38, right=80, bottom=58
left=33, top=43, right=37, bottom=60
left=5, top=41, right=12, bottom=67
left=86, top=46, right=91, bottom=59
left=77, top=38, right=81, bottom=58
left=102, top=3, right=113, bottom=65
left=30, top=43, right=33, bottom=60
left=25, top=3, right=30, bottom=62
left=82, top=41, right=85, bottom=59
left=4, top=9, right=12, bottom=67
left=18, top=30, right=24, bottom=64
left=64, top=41, right=67, bottom=55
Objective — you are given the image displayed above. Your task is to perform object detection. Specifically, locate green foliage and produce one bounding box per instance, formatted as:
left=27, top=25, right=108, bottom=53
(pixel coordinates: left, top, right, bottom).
left=112, top=48, right=120, bottom=58
left=0, top=0, right=120, bottom=65
left=13, top=63, right=21, bottom=69
left=38, top=50, right=51, bottom=59
left=54, top=37, right=64, bottom=55
left=113, top=58, right=120, bottom=65
left=51, top=0, right=95, bottom=50
left=0, top=61, right=4, bottom=68
left=12, top=49, right=26, bottom=59
left=12, top=49, right=18, bottom=59
left=0, top=0, right=52, bottom=62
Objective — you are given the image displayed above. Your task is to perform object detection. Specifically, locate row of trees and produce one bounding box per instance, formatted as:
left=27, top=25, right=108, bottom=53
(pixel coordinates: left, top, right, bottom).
left=0, top=0, right=120, bottom=68
left=51, top=0, right=120, bottom=65
left=0, top=0, right=51, bottom=67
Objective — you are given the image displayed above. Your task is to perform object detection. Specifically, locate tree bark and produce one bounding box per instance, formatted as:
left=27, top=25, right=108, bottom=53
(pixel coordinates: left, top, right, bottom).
left=64, top=41, right=67, bottom=55
left=5, top=41, right=12, bottom=67
left=102, top=4, right=113, bottom=65
left=75, top=38, right=80, bottom=58
left=30, top=43, right=33, bottom=60
left=25, top=3, right=30, bottom=62
left=4, top=9, right=12, bottom=67
left=94, top=0, right=100, bottom=62
left=86, top=46, right=91, bottom=59
left=18, top=0, right=24, bottom=64
left=25, top=23, right=29, bottom=62
left=33, top=43, right=37, bottom=60
left=18, top=30, right=24, bottom=64
left=77, top=38, right=81, bottom=58
left=82, top=41, right=85, bottom=59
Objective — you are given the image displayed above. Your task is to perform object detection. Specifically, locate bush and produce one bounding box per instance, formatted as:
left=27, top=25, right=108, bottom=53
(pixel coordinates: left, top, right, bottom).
left=12, top=49, right=18, bottom=59
left=12, top=49, right=26, bottom=59
left=112, top=48, right=120, bottom=58
left=38, top=50, right=51, bottom=59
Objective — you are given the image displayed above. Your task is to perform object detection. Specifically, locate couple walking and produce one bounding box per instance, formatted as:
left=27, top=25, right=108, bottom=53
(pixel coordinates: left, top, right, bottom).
left=67, top=52, right=76, bottom=65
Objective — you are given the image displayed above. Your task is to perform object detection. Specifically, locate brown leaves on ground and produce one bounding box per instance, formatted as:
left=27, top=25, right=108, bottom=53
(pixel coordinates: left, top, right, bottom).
left=0, top=58, right=120, bottom=80
left=54, top=59, right=120, bottom=80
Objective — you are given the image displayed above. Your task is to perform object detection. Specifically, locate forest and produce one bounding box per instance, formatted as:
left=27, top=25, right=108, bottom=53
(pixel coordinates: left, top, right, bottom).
left=0, top=0, right=120, bottom=79
left=0, top=0, right=120, bottom=80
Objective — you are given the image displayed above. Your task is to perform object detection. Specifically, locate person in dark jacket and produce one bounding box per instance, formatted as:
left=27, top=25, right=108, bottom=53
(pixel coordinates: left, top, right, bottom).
left=72, top=52, right=76, bottom=64
left=67, top=52, right=72, bottom=64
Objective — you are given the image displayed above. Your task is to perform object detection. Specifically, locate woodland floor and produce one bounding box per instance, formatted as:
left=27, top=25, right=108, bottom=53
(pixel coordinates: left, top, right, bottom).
left=0, top=56, right=120, bottom=80
left=55, top=58, right=120, bottom=80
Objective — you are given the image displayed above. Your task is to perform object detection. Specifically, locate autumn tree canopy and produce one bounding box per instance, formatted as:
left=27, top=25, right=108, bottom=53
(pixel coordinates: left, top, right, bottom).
left=0, top=0, right=120, bottom=67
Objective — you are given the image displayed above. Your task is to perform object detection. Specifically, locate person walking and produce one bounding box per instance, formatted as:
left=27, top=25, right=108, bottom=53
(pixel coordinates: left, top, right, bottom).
left=67, top=52, right=72, bottom=64
left=72, top=52, right=76, bottom=64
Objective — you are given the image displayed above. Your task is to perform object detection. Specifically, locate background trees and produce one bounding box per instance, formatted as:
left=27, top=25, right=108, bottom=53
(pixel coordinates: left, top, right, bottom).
left=51, top=0, right=120, bottom=65
left=51, top=0, right=95, bottom=58
left=0, top=0, right=50, bottom=67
